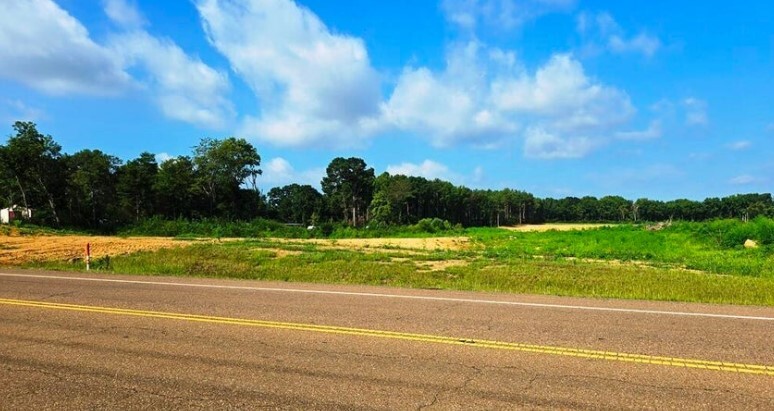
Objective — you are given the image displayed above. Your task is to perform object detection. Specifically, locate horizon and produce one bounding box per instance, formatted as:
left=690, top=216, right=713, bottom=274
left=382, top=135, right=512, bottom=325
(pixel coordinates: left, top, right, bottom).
left=1, top=0, right=772, bottom=201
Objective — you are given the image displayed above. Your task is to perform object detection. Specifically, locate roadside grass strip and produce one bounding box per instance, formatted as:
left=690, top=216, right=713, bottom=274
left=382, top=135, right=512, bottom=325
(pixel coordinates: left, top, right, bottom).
left=1, top=297, right=772, bottom=376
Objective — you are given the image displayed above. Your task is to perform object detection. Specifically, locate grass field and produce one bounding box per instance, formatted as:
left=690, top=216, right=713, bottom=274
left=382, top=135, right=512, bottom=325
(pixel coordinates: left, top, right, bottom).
left=10, top=218, right=773, bottom=306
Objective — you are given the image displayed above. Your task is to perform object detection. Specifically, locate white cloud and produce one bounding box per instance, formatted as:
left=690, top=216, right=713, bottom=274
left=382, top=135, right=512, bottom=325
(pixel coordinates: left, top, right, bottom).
left=0, top=0, right=131, bottom=96
left=490, top=54, right=634, bottom=131
left=103, top=0, right=147, bottom=29
left=729, top=175, right=757, bottom=185
left=261, top=157, right=325, bottom=189
left=0, top=0, right=233, bottom=129
left=608, top=33, right=661, bottom=57
left=196, top=0, right=382, bottom=147
left=382, top=43, right=520, bottom=147
left=383, top=44, right=633, bottom=158
left=155, top=152, right=173, bottom=164
left=386, top=159, right=484, bottom=185
left=109, top=31, right=234, bottom=129
left=683, top=98, right=708, bottom=126
left=523, top=126, right=595, bottom=159
left=387, top=160, right=453, bottom=180
left=615, top=120, right=662, bottom=140
left=1, top=99, right=44, bottom=122
left=726, top=140, right=751, bottom=151
left=442, top=0, right=576, bottom=31
left=577, top=12, right=661, bottom=58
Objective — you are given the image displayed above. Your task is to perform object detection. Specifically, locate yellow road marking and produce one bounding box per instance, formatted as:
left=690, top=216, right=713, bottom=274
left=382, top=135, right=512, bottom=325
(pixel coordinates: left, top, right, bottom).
left=1, top=297, right=772, bottom=376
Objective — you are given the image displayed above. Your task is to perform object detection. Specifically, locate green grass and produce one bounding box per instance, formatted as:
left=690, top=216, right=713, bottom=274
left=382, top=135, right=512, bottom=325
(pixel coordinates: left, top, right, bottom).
left=469, top=220, right=774, bottom=278
left=25, top=222, right=774, bottom=306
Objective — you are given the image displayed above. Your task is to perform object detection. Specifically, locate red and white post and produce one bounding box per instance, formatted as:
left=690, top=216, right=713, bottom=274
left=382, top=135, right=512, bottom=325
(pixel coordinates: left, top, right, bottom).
left=85, top=243, right=91, bottom=271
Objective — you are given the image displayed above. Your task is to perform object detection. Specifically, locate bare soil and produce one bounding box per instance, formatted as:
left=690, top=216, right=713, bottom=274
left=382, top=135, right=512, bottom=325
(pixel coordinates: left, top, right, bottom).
left=0, top=235, right=197, bottom=264
left=0, top=235, right=471, bottom=265
left=274, top=237, right=470, bottom=253
left=500, top=223, right=611, bottom=232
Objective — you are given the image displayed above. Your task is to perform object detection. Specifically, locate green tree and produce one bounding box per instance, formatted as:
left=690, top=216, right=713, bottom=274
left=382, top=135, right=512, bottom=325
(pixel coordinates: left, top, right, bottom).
left=321, top=157, right=374, bottom=226
left=64, top=150, right=121, bottom=228
left=192, top=137, right=261, bottom=217
left=155, top=156, right=196, bottom=219
left=267, top=184, right=323, bottom=225
left=1, top=122, right=65, bottom=225
left=117, top=152, right=158, bottom=222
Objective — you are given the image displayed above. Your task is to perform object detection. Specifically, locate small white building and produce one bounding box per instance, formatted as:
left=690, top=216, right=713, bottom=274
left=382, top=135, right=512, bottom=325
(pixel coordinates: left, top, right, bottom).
left=0, top=205, right=32, bottom=224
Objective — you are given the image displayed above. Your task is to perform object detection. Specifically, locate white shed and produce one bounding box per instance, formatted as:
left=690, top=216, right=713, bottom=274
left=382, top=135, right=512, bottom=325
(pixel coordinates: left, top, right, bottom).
left=0, top=205, right=32, bottom=224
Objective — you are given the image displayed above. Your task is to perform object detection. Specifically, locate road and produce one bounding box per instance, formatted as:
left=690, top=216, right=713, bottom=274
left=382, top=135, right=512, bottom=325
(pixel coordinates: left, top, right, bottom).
left=1, top=269, right=772, bottom=409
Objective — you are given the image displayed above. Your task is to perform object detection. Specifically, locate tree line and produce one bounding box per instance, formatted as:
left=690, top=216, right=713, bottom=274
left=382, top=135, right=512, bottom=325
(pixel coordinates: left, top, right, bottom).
left=1, top=122, right=772, bottom=231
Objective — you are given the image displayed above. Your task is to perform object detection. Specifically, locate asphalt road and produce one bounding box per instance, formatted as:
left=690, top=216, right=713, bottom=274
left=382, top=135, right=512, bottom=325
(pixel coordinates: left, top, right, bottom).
left=1, top=269, right=772, bottom=410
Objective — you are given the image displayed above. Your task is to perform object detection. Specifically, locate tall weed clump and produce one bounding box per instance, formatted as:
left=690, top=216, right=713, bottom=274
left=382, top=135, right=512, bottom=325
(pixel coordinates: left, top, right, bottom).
left=684, top=217, right=774, bottom=248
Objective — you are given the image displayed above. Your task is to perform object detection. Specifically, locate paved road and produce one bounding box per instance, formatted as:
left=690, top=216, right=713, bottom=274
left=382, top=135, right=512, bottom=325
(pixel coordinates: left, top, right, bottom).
left=1, top=269, right=772, bottom=409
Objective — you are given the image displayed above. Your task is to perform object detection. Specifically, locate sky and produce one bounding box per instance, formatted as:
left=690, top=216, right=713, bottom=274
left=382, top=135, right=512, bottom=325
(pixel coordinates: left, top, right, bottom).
left=0, top=0, right=772, bottom=200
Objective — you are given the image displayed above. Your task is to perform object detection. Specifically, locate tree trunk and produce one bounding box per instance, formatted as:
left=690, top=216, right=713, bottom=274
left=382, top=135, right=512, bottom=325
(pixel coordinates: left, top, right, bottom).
left=36, top=176, right=59, bottom=226
left=15, top=175, right=29, bottom=211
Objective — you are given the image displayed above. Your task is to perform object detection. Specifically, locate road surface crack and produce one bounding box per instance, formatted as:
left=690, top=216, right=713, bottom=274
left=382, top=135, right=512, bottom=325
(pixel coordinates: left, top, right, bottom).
left=417, top=364, right=481, bottom=410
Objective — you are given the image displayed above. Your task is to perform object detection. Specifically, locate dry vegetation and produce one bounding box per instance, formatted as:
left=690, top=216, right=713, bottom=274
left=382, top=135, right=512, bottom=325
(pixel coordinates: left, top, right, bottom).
left=0, top=234, right=470, bottom=265
left=275, top=237, right=470, bottom=253
left=500, top=223, right=611, bottom=232
left=0, top=235, right=197, bottom=264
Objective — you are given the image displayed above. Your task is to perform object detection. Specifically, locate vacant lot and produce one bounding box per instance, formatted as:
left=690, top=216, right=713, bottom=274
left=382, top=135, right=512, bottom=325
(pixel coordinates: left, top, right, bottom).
left=5, top=221, right=774, bottom=306
left=0, top=235, right=470, bottom=265
left=0, top=235, right=196, bottom=264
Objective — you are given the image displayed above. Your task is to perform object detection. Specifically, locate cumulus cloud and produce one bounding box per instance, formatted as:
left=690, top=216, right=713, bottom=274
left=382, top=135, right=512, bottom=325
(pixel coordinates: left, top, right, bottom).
left=442, top=0, right=576, bottom=31
left=109, top=31, right=234, bottom=129
left=0, top=0, right=131, bottom=96
left=382, top=43, right=520, bottom=147
left=196, top=0, right=382, bottom=147
left=523, top=127, right=595, bottom=159
left=261, top=157, right=326, bottom=189
left=577, top=12, right=661, bottom=58
left=0, top=0, right=233, bottom=129
left=384, top=43, right=633, bottom=157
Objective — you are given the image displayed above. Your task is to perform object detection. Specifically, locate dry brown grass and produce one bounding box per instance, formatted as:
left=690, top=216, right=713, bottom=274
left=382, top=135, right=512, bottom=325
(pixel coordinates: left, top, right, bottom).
left=273, top=237, right=470, bottom=253
left=0, top=235, right=198, bottom=264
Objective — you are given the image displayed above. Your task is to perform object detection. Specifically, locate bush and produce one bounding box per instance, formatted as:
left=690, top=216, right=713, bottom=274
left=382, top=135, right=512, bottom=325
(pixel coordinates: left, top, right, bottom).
left=412, top=218, right=453, bottom=234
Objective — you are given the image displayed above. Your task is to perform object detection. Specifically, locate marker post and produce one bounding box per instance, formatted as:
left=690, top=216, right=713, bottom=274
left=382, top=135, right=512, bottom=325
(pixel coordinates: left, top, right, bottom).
left=86, top=243, right=91, bottom=271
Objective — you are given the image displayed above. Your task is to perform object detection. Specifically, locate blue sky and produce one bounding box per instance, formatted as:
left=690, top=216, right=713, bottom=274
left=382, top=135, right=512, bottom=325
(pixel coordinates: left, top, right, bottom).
left=1, top=0, right=772, bottom=200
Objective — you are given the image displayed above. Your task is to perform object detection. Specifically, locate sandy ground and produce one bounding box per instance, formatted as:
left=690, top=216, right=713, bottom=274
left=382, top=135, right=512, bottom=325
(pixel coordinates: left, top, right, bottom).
left=275, top=237, right=470, bottom=252
left=501, top=223, right=611, bottom=232
left=0, top=235, right=196, bottom=264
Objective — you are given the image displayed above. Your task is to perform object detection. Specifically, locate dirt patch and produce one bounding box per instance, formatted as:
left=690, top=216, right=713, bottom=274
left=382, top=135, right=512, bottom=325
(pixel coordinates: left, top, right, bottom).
left=501, top=224, right=611, bottom=232
left=417, top=259, right=469, bottom=272
left=0, top=235, right=198, bottom=264
left=269, top=248, right=303, bottom=258
left=273, top=237, right=469, bottom=253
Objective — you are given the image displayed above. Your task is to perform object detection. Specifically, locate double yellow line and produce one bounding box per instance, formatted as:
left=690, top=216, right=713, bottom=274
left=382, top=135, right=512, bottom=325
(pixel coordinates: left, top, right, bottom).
left=1, top=297, right=772, bottom=376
